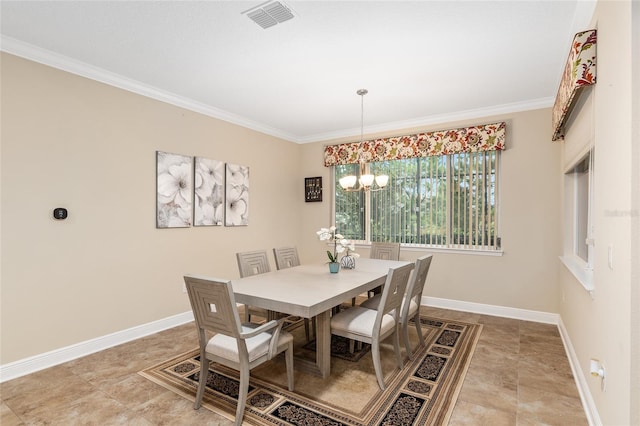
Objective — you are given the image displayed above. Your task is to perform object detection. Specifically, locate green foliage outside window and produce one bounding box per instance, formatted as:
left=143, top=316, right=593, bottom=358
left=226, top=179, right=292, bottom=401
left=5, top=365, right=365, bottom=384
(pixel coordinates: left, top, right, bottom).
left=334, top=152, right=499, bottom=250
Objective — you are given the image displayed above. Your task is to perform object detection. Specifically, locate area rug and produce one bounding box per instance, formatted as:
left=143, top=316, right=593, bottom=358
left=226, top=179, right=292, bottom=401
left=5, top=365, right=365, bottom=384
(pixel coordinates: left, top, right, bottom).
left=302, top=335, right=371, bottom=362
left=139, top=316, right=482, bottom=425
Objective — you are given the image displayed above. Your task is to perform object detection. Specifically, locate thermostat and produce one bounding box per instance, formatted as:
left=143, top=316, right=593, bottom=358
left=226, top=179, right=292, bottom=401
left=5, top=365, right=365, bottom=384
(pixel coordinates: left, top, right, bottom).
left=53, top=208, right=68, bottom=220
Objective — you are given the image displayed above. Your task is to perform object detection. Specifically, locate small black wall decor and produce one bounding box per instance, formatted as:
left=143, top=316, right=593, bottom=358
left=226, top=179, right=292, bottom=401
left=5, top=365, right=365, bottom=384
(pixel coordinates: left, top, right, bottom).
left=304, top=177, right=322, bottom=202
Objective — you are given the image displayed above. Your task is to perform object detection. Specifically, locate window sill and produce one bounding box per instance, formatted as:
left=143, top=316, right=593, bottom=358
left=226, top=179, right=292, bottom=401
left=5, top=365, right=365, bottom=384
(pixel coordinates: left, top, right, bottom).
left=353, top=243, right=504, bottom=257
left=560, top=255, right=594, bottom=294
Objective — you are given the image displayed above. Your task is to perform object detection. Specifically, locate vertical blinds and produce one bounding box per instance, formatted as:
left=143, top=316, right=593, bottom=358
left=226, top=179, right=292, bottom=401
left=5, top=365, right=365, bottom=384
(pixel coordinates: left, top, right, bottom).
left=340, top=151, right=499, bottom=250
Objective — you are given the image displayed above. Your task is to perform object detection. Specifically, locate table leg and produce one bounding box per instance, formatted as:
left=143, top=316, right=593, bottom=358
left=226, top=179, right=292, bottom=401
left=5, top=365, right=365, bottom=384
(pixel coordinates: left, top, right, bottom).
left=315, top=310, right=331, bottom=379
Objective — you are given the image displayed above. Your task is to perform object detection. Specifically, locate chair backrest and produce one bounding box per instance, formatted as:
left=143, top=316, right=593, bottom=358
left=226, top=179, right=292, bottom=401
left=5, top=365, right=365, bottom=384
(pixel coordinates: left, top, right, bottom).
left=236, top=250, right=271, bottom=277
left=273, top=246, right=300, bottom=270
left=184, top=275, right=242, bottom=345
left=370, top=242, right=401, bottom=261
left=401, top=255, right=433, bottom=318
left=410, top=255, right=432, bottom=300
left=376, top=263, right=415, bottom=323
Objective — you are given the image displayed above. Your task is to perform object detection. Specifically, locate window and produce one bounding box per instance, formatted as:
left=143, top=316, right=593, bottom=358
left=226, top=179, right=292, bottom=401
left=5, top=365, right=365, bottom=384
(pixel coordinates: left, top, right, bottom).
left=563, top=150, right=594, bottom=275
left=334, top=150, right=501, bottom=251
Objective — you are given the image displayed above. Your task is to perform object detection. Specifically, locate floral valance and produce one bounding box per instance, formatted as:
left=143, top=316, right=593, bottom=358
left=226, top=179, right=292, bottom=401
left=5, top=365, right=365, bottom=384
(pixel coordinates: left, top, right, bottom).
left=323, top=122, right=506, bottom=167
left=551, top=29, right=597, bottom=141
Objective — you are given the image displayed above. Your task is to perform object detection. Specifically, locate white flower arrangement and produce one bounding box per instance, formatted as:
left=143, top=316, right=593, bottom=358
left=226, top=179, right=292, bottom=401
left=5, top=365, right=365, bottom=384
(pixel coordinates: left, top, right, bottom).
left=316, top=226, right=353, bottom=263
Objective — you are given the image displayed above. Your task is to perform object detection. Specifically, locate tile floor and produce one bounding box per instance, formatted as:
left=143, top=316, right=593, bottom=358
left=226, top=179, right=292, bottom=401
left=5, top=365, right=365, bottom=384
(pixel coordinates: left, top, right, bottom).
left=1, top=307, right=587, bottom=425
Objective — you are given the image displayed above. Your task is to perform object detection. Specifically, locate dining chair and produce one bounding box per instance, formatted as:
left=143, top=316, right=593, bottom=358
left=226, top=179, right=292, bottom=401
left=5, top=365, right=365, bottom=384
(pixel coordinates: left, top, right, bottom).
left=330, top=262, right=414, bottom=390
left=272, top=246, right=315, bottom=341
left=236, top=250, right=272, bottom=322
left=360, top=254, right=433, bottom=359
left=184, top=274, right=294, bottom=426
left=370, top=242, right=401, bottom=260
left=273, top=246, right=300, bottom=270
left=366, top=242, right=402, bottom=298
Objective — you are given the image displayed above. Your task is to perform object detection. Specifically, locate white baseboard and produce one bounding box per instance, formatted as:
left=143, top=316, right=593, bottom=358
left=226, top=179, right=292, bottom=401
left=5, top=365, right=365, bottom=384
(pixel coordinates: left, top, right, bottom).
left=557, top=317, right=602, bottom=426
left=422, top=296, right=560, bottom=324
left=0, top=311, right=194, bottom=383
left=423, top=296, right=600, bottom=426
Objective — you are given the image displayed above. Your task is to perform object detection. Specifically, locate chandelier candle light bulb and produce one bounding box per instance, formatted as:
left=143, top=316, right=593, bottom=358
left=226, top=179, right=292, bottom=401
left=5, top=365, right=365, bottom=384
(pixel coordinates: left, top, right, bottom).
left=359, top=173, right=375, bottom=187
left=339, top=175, right=357, bottom=189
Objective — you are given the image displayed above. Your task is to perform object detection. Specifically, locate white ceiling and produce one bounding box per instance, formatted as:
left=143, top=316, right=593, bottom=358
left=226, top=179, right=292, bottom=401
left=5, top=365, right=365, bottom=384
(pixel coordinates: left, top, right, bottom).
left=0, top=1, right=595, bottom=143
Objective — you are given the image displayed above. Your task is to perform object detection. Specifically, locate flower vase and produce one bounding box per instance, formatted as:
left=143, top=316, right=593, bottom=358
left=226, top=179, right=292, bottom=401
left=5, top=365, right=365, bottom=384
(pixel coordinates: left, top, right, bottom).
left=328, top=262, right=340, bottom=273
left=340, top=255, right=356, bottom=269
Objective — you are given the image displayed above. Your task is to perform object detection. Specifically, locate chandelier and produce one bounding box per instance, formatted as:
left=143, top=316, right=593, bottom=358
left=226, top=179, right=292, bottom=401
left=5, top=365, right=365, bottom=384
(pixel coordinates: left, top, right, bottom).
left=338, top=89, right=389, bottom=192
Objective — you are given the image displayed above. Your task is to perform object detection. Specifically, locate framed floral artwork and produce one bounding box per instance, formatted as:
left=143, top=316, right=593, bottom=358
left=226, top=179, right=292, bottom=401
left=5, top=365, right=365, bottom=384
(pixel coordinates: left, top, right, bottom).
left=156, top=151, right=193, bottom=228
left=225, top=163, right=249, bottom=226
left=194, top=157, right=224, bottom=226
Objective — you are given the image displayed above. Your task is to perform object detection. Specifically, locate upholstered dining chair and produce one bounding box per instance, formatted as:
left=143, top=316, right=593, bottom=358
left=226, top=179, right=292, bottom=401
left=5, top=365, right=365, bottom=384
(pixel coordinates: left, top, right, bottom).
left=330, top=262, right=414, bottom=390
left=360, top=254, right=433, bottom=359
left=272, top=246, right=315, bottom=341
left=366, top=242, right=402, bottom=298
left=184, top=275, right=294, bottom=426
left=236, top=250, right=272, bottom=323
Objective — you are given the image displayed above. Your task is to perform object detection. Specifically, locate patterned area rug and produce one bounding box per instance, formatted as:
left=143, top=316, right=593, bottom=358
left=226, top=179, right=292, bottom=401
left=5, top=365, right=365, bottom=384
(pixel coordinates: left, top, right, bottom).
left=302, top=335, right=371, bottom=362
left=139, top=316, right=482, bottom=425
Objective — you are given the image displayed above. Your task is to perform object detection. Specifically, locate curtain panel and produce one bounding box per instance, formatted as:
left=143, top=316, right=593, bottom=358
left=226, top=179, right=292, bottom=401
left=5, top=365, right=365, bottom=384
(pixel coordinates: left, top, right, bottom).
left=323, top=122, right=506, bottom=167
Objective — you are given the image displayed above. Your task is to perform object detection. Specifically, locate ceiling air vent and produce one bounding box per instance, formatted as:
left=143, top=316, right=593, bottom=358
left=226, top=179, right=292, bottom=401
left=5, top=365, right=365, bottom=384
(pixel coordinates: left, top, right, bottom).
left=242, top=1, right=295, bottom=29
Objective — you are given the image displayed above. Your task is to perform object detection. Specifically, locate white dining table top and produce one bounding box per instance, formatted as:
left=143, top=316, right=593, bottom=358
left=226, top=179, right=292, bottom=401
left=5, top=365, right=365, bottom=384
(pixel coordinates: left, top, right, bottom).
left=231, top=258, right=410, bottom=318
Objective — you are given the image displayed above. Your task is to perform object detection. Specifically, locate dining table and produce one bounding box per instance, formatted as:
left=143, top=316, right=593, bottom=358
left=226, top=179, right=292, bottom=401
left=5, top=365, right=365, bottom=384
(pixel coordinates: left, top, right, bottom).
left=231, top=258, right=410, bottom=379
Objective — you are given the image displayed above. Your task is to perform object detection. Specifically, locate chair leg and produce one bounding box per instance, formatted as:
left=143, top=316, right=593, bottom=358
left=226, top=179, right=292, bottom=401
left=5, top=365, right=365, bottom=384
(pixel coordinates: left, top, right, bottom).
left=414, top=313, right=425, bottom=346
left=371, top=340, right=385, bottom=390
left=402, top=319, right=413, bottom=360
left=393, top=328, right=403, bottom=369
left=194, top=357, right=210, bottom=409
left=235, top=364, right=250, bottom=426
left=285, top=343, right=295, bottom=391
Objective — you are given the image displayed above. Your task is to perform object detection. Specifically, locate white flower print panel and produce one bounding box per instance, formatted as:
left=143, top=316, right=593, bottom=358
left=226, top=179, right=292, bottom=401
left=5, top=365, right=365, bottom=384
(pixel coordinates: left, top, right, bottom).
left=225, top=163, right=249, bottom=226
left=156, top=151, right=193, bottom=228
left=194, top=157, right=224, bottom=226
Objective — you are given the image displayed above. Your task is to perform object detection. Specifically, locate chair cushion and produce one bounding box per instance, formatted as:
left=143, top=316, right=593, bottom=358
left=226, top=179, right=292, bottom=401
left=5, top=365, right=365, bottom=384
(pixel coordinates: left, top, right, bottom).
left=361, top=295, right=419, bottom=323
left=330, top=306, right=396, bottom=338
left=359, top=294, right=381, bottom=310
left=206, top=325, right=292, bottom=363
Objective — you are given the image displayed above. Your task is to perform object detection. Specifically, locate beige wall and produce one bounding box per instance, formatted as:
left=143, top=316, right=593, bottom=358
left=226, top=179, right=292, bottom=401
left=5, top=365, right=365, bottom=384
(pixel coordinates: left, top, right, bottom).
left=1, top=53, right=303, bottom=363
left=300, top=109, right=563, bottom=313
left=0, top=52, right=565, bottom=365
left=559, top=1, right=636, bottom=425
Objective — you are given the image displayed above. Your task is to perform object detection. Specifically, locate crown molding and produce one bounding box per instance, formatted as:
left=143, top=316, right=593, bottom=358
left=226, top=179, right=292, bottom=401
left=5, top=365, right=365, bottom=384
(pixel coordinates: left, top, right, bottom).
left=2, top=35, right=553, bottom=145
left=300, top=97, right=554, bottom=144
left=0, top=36, right=298, bottom=142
